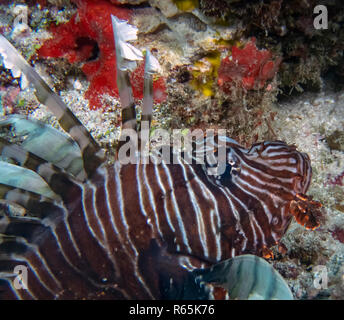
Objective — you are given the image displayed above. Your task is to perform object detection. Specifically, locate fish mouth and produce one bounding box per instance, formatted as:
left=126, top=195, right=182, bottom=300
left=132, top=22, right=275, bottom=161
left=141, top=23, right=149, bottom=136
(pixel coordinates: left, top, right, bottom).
left=290, top=151, right=322, bottom=231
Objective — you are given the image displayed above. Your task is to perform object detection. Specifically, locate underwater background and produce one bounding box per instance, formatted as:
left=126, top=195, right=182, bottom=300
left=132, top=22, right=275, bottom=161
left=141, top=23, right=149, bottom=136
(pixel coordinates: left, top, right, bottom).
left=0, top=0, right=343, bottom=299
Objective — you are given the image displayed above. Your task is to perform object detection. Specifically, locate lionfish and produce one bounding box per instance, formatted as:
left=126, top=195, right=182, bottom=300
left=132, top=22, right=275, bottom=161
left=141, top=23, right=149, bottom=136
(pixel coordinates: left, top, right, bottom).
left=0, top=15, right=321, bottom=300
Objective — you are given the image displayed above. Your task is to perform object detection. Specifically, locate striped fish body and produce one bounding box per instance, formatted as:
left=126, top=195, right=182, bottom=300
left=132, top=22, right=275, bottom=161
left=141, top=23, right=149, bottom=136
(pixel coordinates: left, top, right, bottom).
left=0, top=32, right=321, bottom=300
left=0, top=137, right=313, bottom=299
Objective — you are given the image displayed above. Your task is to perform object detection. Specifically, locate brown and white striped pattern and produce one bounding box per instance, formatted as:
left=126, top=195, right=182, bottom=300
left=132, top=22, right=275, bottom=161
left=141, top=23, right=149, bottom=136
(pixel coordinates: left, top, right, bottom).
left=0, top=138, right=313, bottom=299
left=0, top=32, right=320, bottom=300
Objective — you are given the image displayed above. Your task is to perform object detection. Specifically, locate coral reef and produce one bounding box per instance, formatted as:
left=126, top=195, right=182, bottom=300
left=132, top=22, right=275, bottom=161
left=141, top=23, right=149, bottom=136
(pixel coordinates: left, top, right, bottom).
left=217, top=38, right=281, bottom=93
left=199, top=0, right=344, bottom=94
left=189, top=50, right=221, bottom=97
left=0, top=0, right=343, bottom=300
left=38, top=0, right=166, bottom=109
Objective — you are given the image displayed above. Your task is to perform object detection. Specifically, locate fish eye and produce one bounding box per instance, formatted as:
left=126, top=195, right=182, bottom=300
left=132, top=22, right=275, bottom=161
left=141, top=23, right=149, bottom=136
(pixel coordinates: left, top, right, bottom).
left=272, top=217, right=279, bottom=225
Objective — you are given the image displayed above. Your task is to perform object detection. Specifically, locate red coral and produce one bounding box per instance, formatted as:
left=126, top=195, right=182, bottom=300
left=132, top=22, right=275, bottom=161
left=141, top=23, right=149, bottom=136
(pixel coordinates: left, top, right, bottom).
left=326, top=171, right=344, bottom=187
left=217, top=38, right=281, bottom=93
left=38, top=0, right=166, bottom=109
left=331, top=227, right=344, bottom=243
